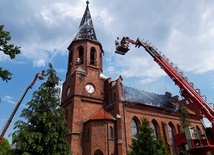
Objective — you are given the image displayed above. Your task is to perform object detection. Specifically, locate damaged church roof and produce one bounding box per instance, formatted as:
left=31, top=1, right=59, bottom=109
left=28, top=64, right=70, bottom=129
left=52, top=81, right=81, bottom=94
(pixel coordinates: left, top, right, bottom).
left=123, top=85, right=178, bottom=111
left=74, top=0, right=98, bottom=41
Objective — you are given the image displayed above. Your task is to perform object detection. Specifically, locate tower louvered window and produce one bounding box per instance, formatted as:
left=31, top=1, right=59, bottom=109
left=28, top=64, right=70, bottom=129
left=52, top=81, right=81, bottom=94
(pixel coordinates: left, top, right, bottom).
left=78, top=46, right=84, bottom=64
left=90, top=47, right=96, bottom=65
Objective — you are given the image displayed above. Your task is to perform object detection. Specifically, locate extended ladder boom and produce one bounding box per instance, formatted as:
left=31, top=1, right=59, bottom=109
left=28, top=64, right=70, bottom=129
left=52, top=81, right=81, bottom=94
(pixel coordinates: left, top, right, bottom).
left=115, top=36, right=214, bottom=154
left=0, top=71, right=45, bottom=143
left=116, top=37, right=214, bottom=125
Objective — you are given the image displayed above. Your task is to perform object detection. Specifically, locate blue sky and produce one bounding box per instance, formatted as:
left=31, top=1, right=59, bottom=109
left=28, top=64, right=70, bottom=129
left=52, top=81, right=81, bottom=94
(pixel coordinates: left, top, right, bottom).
left=1, top=0, right=214, bottom=143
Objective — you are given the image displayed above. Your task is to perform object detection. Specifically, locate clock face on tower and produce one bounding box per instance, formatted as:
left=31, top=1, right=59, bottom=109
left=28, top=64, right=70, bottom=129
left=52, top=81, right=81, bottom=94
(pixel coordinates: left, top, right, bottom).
left=85, top=83, right=95, bottom=94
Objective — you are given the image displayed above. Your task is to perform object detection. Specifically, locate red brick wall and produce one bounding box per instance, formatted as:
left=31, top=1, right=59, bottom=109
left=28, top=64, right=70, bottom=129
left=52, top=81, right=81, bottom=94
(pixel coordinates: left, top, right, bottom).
left=83, top=121, right=116, bottom=155
left=61, top=39, right=107, bottom=155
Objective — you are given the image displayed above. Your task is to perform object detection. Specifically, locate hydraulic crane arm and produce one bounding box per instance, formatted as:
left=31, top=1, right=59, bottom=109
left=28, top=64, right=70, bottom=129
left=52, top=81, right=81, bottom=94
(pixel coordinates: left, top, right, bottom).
left=115, top=36, right=214, bottom=154
left=0, top=71, right=45, bottom=143
left=115, top=36, right=214, bottom=125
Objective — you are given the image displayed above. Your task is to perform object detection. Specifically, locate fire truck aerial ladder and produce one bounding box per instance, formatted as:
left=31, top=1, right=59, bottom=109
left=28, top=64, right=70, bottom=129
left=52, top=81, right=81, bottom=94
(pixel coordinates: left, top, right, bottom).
left=115, top=36, right=214, bottom=155
left=0, top=71, right=45, bottom=143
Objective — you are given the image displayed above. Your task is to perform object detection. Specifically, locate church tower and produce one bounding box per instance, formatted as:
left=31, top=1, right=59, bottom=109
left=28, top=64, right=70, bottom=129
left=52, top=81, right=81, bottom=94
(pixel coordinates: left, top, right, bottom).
left=61, top=1, right=113, bottom=154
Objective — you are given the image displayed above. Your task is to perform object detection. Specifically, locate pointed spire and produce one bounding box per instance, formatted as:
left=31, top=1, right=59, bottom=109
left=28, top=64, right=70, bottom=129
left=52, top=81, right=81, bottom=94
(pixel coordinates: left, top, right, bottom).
left=74, top=1, right=98, bottom=41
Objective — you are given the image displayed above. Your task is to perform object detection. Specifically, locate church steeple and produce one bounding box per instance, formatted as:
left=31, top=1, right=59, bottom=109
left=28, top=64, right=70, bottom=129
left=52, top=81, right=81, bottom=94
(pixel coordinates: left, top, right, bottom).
left=66, top=0, right=103, bottom=76
left=61, top=2, right=108, bottom=154
left=74, top=0, right=98, bottom=41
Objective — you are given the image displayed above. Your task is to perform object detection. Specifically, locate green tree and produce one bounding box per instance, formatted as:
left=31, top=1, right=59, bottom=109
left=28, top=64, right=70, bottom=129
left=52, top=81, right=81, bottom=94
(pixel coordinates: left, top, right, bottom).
left=0, top=138, right=12, bottom=155
left=128, top=118, right=170, bottom=155
left=178, top=100, right=190, bottom=128
left=12, top=63, right=71, bottom=155
left=177, top=100, right=190, bottom=155
left=0, top=25, right=21, bottom=82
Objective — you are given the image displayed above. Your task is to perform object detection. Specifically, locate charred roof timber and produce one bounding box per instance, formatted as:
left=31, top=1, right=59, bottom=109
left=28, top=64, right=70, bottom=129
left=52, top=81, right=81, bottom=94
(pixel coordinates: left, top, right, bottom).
left=123, top=86, right=178, bottom=111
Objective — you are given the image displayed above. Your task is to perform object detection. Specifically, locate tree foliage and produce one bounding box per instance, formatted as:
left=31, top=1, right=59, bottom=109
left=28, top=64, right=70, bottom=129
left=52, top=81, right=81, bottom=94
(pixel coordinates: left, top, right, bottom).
left=12, top=63, right=71, bottom=155
left=0, top=138, right=12, bottom=155
left=178, top=100, right=190, bottom=155
left=128, top=118, right=170, bottom=155
left=178, top=100, right=190, bottom=128
left=0, top=25, right=21, bottom=82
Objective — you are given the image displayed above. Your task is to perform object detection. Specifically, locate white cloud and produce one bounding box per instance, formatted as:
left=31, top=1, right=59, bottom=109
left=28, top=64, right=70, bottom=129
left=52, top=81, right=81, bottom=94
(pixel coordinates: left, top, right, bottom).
left=2, top=96, right=16, bottom=105
left=0, top=52, right=9, bottom=61
left=163, top=7, right=214, bottom=74
left=40, top=3, right=84, bottom=25
left=100, top=0, right=214, bottom=87
left=56, top=68, right=66, bottom=74
left=33, top=59, right=46, bottom=67
left=106, top=66, right=115, bottom=72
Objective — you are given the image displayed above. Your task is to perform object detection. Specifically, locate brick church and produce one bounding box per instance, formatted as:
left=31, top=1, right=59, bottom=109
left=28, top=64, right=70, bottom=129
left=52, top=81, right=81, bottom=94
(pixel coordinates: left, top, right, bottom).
left=61, top=1, right=203, bottom=155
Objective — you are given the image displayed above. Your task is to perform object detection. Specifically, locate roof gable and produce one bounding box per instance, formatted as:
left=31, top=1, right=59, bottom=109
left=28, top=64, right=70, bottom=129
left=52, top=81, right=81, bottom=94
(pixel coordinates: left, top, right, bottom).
left=89, top=109, right=116, bottom=121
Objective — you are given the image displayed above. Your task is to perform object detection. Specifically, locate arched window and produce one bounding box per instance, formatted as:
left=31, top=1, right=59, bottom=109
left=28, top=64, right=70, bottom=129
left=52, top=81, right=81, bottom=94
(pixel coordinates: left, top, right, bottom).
left=151, top=119, right=160, bottom=140
left=94, top=149, right=103, bottom=155
left=90, top=47, right=96, bottom=65
left=131, top=119, right=138, bottom=137
left=68, top=50, right=73, bottom=70
left=78, top=46, right=84, bottom=64
left=109, top=126, right=114, bottom=139
left=168, top=123, right=177, bottom=154
left=151, top=122, right=158, bottom=140
left=168, top=124, right=174, bottom=145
